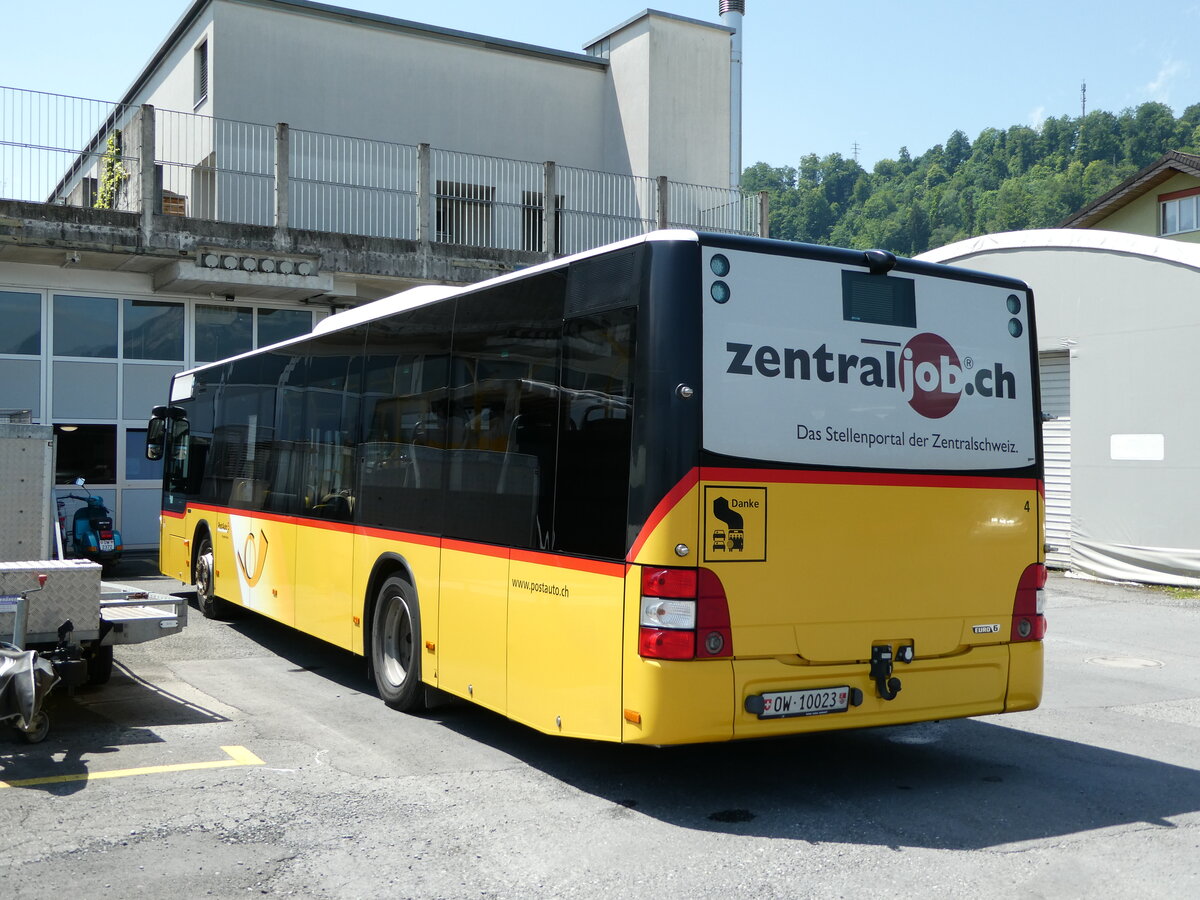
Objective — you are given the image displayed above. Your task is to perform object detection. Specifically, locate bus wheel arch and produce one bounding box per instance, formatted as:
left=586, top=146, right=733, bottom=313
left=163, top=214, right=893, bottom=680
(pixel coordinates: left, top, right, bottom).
left=366, top=556, right=425, bottom=712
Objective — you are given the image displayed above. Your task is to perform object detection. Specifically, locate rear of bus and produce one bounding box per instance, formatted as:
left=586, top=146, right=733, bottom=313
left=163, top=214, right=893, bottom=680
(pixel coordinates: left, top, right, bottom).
left=620, top=234, right=1044, bottom=744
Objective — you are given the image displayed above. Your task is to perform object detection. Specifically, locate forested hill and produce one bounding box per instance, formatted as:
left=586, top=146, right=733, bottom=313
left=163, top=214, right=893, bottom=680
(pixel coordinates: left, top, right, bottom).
left=743, top=101, right=1200, bottom=256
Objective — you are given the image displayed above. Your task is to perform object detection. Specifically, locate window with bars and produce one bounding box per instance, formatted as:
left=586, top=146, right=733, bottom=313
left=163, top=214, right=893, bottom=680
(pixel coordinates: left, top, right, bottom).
left=522, top=190, right=563, bottom=253
left=435, top=180, right=494, bottom=247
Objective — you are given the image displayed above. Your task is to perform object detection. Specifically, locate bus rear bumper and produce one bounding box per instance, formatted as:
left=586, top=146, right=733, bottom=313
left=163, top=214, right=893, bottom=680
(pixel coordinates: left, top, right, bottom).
left=621, top=643, right=1042, bottom=744
left=732, top=645, right=1027, bottom=740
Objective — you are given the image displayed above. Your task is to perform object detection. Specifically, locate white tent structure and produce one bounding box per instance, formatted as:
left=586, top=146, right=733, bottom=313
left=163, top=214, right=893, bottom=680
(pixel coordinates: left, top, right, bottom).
left=919, top=229, right=1200, bottom=587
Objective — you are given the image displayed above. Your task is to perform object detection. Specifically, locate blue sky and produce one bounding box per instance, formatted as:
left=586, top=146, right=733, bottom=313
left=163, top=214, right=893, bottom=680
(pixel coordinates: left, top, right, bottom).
left=6, top=1, right=1197, bottom=171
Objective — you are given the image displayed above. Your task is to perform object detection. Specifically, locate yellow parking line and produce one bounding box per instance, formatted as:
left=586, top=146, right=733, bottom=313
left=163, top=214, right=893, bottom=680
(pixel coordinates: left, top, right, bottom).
left=0, top=745, right=264, bottom=789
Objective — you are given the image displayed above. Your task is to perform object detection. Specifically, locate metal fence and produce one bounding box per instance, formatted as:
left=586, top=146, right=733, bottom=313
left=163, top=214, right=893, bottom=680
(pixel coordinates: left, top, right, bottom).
left=0, top=86, right=136, bottom=208
left=157, top=108, right=274, bottom=226
left=291, top=128, right=418, bottom=239
left=431, top=148, right=544, bottom=251
left=1, top=85, right=763, bottom=253
left=557, top=165, right=658, bottom=255
left=668, top=178, right=761, bottom=235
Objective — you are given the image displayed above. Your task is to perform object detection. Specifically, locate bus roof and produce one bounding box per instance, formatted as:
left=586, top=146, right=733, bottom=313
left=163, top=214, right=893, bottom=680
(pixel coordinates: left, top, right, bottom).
left=311, top=229, right=702, bottom=338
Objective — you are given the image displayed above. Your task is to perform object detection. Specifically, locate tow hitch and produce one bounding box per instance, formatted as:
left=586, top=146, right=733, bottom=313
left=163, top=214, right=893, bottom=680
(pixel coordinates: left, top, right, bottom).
left=870, top=643, right=913, bottom=701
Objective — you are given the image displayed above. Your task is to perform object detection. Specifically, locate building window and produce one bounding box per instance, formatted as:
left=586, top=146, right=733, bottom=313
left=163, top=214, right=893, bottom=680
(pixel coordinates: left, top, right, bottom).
left=1161, top=191, right=1200, bottom=235
left=522, top=191, right=563, bottom=253
left=196, top=304, right=252, bottom=364
left=194, top=40, right=209, bottom=107
left=125, top=428, right=163, bottom=481
left=55, top=424, right=117, bottom=483
left=124, top=299, right=184, bottom=360
left=436, top=180, right=494, bottom=247
left=54, top=295, right=118, bottom=358
left=195, top=305, right=314, bottom=364
left=258, top=308, right=313, bottom=347
left=0, top=291, right=41, bottom=355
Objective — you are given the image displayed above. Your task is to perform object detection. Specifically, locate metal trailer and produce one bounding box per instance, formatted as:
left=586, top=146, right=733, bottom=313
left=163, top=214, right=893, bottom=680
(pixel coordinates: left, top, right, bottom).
left=0, top=421, right=187, bottom=687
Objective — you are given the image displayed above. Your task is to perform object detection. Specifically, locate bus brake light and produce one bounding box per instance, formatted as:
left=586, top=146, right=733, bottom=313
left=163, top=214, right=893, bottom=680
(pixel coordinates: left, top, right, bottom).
left=1011, top=563, right=1047, bottom=642
left=638, top=566, right=733, bottom=660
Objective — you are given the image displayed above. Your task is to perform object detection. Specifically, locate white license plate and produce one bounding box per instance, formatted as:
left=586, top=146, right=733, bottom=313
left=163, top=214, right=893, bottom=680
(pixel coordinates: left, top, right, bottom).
left=756, top=686, right=851, bottom=719
left=99, top=539, right=115, bottom=551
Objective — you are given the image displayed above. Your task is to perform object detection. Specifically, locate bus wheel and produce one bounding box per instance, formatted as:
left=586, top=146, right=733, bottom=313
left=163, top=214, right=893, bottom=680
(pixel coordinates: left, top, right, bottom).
left=372, top=576, right=424, bottom=712
left=195, top=537, right=232, bottom=620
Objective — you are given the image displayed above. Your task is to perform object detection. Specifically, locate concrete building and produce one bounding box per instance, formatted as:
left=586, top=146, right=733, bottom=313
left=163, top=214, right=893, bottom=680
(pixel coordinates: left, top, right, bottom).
left=0, top=1, right=761, bottom=550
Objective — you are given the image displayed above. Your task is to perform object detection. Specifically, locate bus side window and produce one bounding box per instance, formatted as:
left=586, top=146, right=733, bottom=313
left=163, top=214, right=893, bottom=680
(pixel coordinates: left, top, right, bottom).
left=301, top=336, right=362, bottom=522
left=554, top=309, right=635, bottom=559
left=444, top=273, right=565, bottom=548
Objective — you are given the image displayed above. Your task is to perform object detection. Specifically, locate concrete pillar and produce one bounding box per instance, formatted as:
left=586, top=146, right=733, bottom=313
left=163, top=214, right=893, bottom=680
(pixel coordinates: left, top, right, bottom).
left=758, top=190, right=770, bottom=238
left=274, top=123, right=290, bottom=249
left=417, top=143, right=433, bottom=246
left=138, top=104, right=156, bottom=237
left=656, top=175, right=669, bottom=231
left=543, top=161, right=557, bottom=258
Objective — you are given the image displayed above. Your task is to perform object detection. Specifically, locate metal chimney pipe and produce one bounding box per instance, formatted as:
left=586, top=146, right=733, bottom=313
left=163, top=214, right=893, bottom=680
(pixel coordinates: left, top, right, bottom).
left=720, top=1, right=745, bottom=188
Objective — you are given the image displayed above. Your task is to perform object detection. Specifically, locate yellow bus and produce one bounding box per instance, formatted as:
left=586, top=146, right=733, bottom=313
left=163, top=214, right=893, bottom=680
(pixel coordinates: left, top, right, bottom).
left=146, top=231, right=1045, bottom=745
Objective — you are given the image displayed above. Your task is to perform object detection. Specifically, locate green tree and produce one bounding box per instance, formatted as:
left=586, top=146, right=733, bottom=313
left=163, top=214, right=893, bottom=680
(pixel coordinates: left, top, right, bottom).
left=1077, top=110, right=1122, bottom=165
left=1123, top=102, right=1176, bottom=166
left=944, top=130, right=971, bottom=172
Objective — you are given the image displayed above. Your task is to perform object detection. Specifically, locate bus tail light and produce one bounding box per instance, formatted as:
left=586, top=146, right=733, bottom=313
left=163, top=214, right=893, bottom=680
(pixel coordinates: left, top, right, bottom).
left=639, top=566, right=733, bottom=660
left=1011, top=563, right=1047, bottom=642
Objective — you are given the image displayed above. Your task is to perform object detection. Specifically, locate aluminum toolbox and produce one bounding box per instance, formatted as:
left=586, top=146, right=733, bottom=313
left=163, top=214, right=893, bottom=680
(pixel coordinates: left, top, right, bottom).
left=0, top=560, right=187, bottom=646
left=0, top=558, right=102, bottom=643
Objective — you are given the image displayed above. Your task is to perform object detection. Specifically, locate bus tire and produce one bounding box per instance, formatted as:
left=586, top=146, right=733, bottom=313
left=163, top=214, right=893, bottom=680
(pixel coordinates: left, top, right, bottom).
left=371, top=576, right=425, bottom=712
left=195, top=536, right=233, bottom=620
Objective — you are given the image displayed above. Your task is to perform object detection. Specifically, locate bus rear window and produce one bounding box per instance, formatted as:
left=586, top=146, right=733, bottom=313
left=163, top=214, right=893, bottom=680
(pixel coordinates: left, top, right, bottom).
left=841, top=270, right=915, bottom=328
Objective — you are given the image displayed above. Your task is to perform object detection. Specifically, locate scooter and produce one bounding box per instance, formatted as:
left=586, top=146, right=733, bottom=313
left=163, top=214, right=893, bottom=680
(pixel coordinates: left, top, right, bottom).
left=58, top=479, right=123, bottom=575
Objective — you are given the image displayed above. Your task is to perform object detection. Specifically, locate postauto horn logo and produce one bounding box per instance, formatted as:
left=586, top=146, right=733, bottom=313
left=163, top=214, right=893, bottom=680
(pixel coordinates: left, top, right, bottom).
left=724, top=331, right=1018, bottom=420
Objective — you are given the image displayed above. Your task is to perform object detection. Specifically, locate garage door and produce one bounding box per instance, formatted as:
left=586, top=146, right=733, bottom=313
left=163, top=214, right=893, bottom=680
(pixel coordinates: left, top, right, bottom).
left=1039, top=352, right=1070, bottom=568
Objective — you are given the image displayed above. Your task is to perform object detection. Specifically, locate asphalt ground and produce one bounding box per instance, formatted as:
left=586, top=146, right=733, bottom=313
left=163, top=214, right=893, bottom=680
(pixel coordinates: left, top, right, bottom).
left=2, top=558, right=1197, bottom=898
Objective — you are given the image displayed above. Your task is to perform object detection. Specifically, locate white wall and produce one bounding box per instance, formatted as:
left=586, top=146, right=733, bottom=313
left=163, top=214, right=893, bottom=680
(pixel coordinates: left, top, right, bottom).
left=212, top=1, right=609, bottom=171
left=602, top=12, right=731, bottom=185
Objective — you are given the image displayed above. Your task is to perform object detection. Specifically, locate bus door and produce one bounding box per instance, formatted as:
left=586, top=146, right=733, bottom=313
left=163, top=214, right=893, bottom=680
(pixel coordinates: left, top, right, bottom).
left=505, top=310, right=637, bottom=740
left=506, top=550, right=625, bottom=741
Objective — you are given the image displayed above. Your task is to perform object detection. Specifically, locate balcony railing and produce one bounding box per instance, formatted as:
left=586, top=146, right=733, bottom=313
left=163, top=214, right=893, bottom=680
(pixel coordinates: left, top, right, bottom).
left=1, top=85, right=767, bottom=255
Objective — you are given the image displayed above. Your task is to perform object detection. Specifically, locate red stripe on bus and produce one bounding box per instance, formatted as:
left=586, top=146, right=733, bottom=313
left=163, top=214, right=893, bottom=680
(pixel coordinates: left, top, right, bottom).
left=353, top=525, right=441, bottom=548
left=177, top=504, right=624, bottom=573
left=626, top=468, right=700, bottom=561
left=700, top=467, right=1043, bottom=493
left=510, top=547, right=626, bottom=578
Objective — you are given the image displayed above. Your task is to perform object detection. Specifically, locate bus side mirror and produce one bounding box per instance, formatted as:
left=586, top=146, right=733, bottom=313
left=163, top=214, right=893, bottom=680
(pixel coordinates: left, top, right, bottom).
left=146, top=415, right=166, bottom=460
